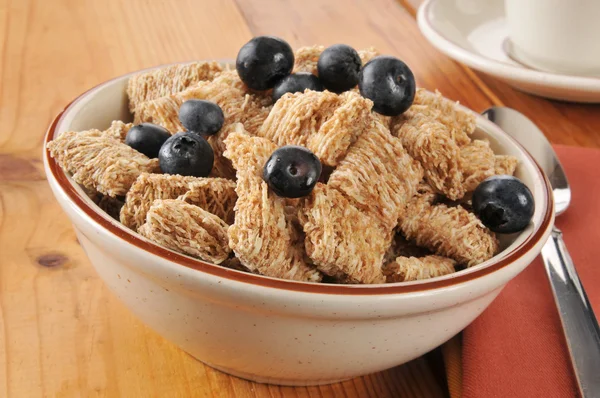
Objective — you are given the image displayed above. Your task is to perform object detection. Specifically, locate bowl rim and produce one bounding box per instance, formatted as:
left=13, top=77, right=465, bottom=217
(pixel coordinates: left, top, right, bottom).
left=43, top=66, right=554, bottom=295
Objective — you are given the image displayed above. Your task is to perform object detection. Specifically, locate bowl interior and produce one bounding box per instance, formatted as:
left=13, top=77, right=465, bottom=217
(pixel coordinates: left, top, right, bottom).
left=63, top=75, right=133, bottom=131
left=47, top=64, right=551, bottom=288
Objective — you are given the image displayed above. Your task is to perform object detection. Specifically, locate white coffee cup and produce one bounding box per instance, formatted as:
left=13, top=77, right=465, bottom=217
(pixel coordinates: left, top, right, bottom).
left=504, top=0, right=600, bottom=76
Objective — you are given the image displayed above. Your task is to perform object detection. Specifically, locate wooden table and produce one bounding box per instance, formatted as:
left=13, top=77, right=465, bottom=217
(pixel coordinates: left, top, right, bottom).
left=2, top=0, right=599, bottom=397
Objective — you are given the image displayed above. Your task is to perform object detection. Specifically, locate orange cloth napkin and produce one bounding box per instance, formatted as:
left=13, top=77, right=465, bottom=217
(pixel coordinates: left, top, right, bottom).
left=445, top=145, right=600, bottom=398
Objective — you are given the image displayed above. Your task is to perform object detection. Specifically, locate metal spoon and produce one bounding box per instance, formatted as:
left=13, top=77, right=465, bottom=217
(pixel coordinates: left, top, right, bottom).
left=483, top=106, right=600, bottom=397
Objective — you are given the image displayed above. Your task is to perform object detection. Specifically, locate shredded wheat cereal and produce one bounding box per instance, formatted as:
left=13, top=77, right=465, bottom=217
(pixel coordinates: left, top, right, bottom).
left=178, top=178, right=237, bottom=224
left=412, top=89, right=476, bottom=146
left=373, top=113, right=392, bottom=128
left=46, top=130, right=159, bottom=197
left=308, top=91, right=374, bottom=165
left=104, top=120, right=133, bottom=142
left=293, top=45, right=325, bottom=74
left=391, top=111, right=465, bottom=200
left=299, top=183, right=387, bottom=284
left=121, top=173, right=201, bottom=230
left=138, top=199, right=230, bottom=264
left=383, top=255, right=456, bottom=282
left=328, top=119, right=423, bottom=230
left=413, top=181, right=439, bottom=204
left=358, top=47, right=380, bottom=64
left=494, top=155, right=519, bottom=176
left=212, top=69, right=273, bottom=108
left=399, top=189, right=499, bottom=266
left=460, top=140, right=496, bottom=192
left=460, top=142, right=520, bottom=191
left=223, top=129, right=322, bottom=282
left=120, top=173, right=235, bottom=231
left=258, top=90, right=373, bottom=166
left=127, top=61, right=223, bottom=112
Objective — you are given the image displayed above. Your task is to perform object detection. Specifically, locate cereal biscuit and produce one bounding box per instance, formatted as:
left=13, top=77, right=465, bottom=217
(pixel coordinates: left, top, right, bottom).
left=223, top=124, right=279, bottom=171
left=329, top=119, right=423, bottom=229
left=358, top=47, right=380, bottom=64
left=399, top=188, right=498, bottom=266
left=309, top=91, right=374, bottom=165
left=293, top=45, right=325, bottom=74
left=138, top=199, right=230, bottom=264
left=258, top=90, right=341, bottom=153
left=206, top=107, right=271, bottom=179
left=412, top=89, right=476, bottom=146
left=47, top=130, right=159, bottom=197
left=223, top=129, right=322, bottom=282
left=120, top=173, right=236, bottom=230
left=373, top=113, right=392, bottom=128
left=211, top=69, right=246, bottom=91
left=258, top=90, right=373, bottom=166
left=178, top=178, right=237, bottom=224
left=494, top=155, right=519, bottom=176
left=460, top=141, right=519, bottom=191
left=103, top=120, right=133, bottom=142
left=391, top=111, right=464, bottom=200
left=383, top=255, right=456, bottom=282
left=212, top=69, right=273, bottom=108
left=460, top=139, right=496, bottom=192
left=127, top=61, right=224, bottom=112
left=227, top=172, right=323, bottom=282
left=413, top=180, right=439, bottom=204
left=299, top=183, right=387, bottom=284
left=121, top=173, right=198, bottom=230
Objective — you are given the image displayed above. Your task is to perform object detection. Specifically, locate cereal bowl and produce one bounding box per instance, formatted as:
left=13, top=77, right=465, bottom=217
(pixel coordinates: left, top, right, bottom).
left=43, top=64, right=554, bottom=386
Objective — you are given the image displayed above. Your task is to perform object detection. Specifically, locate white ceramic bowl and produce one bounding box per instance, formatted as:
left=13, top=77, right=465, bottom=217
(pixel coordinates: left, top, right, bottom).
left=43, top=67, right=554, bottom=386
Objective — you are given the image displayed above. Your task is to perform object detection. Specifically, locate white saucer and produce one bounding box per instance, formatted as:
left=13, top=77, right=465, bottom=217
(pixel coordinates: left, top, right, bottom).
left=417, top=0, right=600, bottom=103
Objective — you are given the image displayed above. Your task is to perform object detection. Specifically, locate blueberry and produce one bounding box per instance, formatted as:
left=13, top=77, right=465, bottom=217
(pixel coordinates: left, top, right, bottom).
left=272, top=73, right=324, bottom=102
left=359, top=56, right=416, bottom=116
left=178, top=100, right=224, bottom=136
left=263, top=146, right=322, bottom=198
left=236, top=36, right=294, bottom=90
left=317, top=44, right=361, bottom=93
left=158, top=132, right=214, bottom=177
left=125, top=123, right=171, bottom=158
left=472, top=175, right=535, bottom=234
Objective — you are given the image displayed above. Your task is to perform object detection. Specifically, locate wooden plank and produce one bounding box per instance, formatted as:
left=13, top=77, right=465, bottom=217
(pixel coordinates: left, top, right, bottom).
left=1, top=0, right=447, bottom=397
left=10, top=0, right=596, bottom=395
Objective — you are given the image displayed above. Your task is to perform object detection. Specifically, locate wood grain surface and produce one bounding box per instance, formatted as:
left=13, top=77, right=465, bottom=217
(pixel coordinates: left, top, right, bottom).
left=1, top=0, right=598, bottom=397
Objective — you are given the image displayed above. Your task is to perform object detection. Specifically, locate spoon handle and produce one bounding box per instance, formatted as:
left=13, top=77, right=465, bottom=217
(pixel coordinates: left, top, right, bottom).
left=542, top=226, right=600, bottom=397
